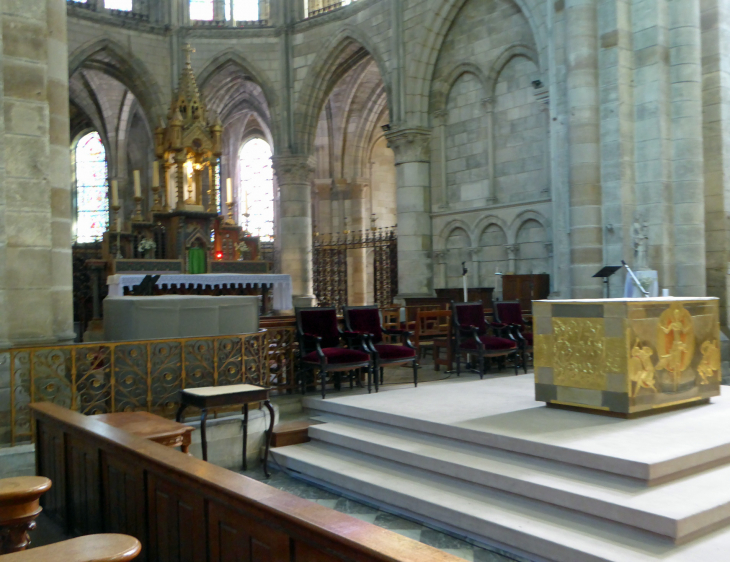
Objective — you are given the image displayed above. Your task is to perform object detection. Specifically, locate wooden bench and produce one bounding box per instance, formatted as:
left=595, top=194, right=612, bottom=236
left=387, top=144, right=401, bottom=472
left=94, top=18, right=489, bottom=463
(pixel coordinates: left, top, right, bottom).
left=0, top=477, right=51, bottom=553
left=0, top=534, right=140, bottom=561
left=31, top=402, right=465, bottom=562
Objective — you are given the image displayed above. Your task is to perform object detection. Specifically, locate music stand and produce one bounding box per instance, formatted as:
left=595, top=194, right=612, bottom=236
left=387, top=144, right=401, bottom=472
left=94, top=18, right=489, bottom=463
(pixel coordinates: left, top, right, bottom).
left=593, top=266, right=622, bottom=298
left=131, top=275, right=160, bottom=296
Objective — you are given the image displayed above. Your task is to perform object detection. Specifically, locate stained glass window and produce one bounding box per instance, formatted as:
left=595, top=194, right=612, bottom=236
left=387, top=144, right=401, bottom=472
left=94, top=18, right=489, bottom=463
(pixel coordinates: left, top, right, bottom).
left=190, top=0, right=214, bottom=20
left=105, top=0, right=132, bottom=10
left=233, top=0, right=258, bottom=21
left=239, top=138, right=274, bottom=241
left=75, top=132, right=109, bottom=243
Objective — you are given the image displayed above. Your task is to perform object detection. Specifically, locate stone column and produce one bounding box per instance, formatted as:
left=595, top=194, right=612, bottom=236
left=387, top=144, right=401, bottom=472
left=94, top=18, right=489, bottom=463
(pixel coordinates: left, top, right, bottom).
left=482, top=97, right=496, bottom=204
left=385, top=127, right=434, bottom=299
left=431, top=109, right=448, bottom=210
left=313, top=179, right=332, bottom=234
left=48, top=0, right=74, bottom=342
left=565, top=0, right=603, bottom=298
left=348, top=180, right=368, bottom=305
left=670, top=0, right=705, bottom=296
left=505, top=244, right=519, bottom=274
left=272, top=155, right=316, bottom=307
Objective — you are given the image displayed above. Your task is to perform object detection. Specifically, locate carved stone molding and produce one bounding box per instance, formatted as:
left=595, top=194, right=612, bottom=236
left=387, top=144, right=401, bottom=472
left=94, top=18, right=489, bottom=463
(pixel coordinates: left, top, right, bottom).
left=271, top=156, right=314, bottom=184
left=385, top=127, right=432, bottom=164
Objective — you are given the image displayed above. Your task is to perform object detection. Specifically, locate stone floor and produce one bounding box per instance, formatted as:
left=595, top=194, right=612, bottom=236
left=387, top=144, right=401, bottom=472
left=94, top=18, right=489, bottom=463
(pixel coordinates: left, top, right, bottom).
left=241, top=465, right=530, bottom=562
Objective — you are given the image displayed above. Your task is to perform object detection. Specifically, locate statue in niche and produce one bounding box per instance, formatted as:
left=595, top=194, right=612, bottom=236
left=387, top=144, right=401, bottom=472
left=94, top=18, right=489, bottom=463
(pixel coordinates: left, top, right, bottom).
left=632, top=214, right=649, bottom=270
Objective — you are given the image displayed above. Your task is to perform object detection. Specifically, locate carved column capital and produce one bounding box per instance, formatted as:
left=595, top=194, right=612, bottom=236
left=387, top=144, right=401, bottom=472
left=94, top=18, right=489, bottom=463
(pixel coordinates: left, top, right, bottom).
left=432, top=109, right=448, bottom=126
left=481, top=97, right=494, bottom=112
left=505, top=244, right=519, bottom=258
left=544, top=242, right=553, bottom=257
left=385, top=127, right=432, bottom=164
left=271, top=156, right=314, bottom=184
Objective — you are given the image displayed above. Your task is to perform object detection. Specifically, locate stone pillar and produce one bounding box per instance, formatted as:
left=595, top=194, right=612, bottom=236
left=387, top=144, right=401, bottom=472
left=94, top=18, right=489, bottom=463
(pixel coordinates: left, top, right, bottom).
left=430, top=110, right=448, bottom=210
left=272, top=155, right=316, bottom=307
left=0, top=6, right=8, bottom=348
left=313, top=179, right=332, bottom=234
left=385, top=127, right=434, bottom=299
left=670, top=0, right=705, bottom=296
left=0, top=0, right=72, bottom=345
left=348, top=180, right=368, bottom=306
left=48, top=0, right=74, bottom=342
left=565, top=0, right=603, bottom=298
left=482, top=97, right=496, bottom=204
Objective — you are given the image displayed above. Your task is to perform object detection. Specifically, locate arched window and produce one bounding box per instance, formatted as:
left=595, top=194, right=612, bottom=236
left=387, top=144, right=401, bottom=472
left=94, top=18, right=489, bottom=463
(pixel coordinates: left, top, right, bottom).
left=105, top=0, right=132, bottom=10
left=74, top=132, right=109, bottom=243
left=233, top=0, right=258, bottom=20
left=239, top=138, right=274, bottom=240
left=190, top=0, right=214, bottom=20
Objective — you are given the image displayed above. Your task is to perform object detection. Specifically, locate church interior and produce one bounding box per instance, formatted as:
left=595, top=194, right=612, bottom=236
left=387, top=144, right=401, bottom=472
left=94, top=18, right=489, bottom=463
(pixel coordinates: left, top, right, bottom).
left=2, top=0, right=730, bottom=561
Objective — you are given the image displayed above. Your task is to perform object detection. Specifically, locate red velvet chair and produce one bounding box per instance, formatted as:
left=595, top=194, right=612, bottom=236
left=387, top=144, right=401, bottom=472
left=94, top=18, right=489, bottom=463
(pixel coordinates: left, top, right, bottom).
left=494, top=301, right=533, bottom=374
left=343, top=306, right=418, bottom=393
left=452, top=301, right=518, bottom=378
left=295, top=307, right=372, bottom=398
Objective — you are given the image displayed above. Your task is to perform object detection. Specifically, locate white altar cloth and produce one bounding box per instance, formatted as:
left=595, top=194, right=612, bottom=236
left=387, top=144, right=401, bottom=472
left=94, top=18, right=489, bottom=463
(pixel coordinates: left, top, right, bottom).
left=107, top=273, right=293, bottom=311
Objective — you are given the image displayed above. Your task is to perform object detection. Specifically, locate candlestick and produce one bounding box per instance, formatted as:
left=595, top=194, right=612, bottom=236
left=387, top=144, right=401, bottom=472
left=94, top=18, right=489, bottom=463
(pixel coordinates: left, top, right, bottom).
left=111, top=180, right=119, bottom=206
left=226, top=198, right=236, bottom=225
left=133, top=170, right=141, bottom=198
left=132, top=195, right=143, bottom=222
left=226, top=178, right=233, bottom=204
left=244, top=190, right=249, bottom=214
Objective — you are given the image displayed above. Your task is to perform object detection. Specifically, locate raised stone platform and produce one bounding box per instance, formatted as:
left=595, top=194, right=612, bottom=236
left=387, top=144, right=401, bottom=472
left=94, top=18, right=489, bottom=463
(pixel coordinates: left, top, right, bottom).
left=272, top=375, right=730, bottom=561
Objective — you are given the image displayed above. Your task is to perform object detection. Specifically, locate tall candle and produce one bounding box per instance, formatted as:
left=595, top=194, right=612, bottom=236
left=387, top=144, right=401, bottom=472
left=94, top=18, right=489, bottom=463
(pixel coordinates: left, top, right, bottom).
left=226, top=178, right=233, bottom=203
left=133, top=170, right=141, bottom=197
left=245, top=190, right=249, bottom=214
left=111, top=180, right=119, bottom=206
left=152, top=161, right=159, bottom=188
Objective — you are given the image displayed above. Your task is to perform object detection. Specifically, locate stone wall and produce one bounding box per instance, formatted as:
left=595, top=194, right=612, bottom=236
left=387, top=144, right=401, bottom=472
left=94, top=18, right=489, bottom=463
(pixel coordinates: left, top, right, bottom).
left=26, top=0, right=730, bottom=315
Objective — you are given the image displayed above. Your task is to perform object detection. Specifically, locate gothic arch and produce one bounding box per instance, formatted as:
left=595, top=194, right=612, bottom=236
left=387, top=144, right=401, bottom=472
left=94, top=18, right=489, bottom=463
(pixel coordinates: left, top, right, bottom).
left=508, top=210, right=550, bottom=244
left=197, top=50, right=281, bottom=149
left=410, top=0, right=546, bottom=125
left=294, top=27, right=393, bottom=156
left=484, top=43, right=540, bottom=97
left=438, top=219, right=474, bottom=249
left=474, top=215, right=510, bottom=241
left=68, top=38, right=165, bottom=127
left=431, top=62, right=488, bottom=115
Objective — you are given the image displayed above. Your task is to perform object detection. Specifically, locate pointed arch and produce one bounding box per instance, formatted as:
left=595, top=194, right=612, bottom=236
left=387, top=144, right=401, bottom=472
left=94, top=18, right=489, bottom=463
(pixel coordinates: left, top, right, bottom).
left=485, top=43, right=540, bottom=96
left=410, top=0, right=546, bottom=126
left=430, top=61, right=489, bottom=115
left=508, top=209, right=550, bottom=243
left=294, top=26, right=393, bottom=156
left=68, top=38, right=166, bottom=127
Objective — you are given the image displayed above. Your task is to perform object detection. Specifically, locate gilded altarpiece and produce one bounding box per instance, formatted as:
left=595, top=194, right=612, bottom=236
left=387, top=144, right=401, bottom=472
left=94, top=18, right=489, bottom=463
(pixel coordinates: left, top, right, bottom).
left=534, top=298, right=721, bottom=415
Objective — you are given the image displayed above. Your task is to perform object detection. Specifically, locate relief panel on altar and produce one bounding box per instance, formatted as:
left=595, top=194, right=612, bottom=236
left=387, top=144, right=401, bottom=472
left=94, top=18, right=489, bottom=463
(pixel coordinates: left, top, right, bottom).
left=534, top=298, right=721, bottom=415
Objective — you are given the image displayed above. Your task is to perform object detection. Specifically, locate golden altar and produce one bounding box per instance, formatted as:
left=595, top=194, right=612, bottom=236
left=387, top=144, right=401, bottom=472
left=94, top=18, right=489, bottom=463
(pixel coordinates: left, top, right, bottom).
left=534, top=297, right=721, bottom=416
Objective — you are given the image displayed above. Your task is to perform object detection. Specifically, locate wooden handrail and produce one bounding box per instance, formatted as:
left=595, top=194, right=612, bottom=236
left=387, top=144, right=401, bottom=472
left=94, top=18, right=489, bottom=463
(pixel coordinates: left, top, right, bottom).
left=30, top=403, right=464, bottom=562
left=0, top=534, right=141, bottom=561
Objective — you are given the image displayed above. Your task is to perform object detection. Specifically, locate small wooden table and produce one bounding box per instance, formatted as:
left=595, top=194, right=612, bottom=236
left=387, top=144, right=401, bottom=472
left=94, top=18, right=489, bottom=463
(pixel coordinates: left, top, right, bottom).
left=175, top=384, right=275, bottom=477
left=0, top=476, right=52, bottom=553
left=95, top=411, right=195, bottom=454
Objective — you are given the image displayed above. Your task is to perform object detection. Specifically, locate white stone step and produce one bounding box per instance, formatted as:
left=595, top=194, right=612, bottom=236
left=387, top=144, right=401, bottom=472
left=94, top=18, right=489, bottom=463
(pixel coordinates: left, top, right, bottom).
left=272, top=441, right=730, bottom=562
left=303, top=376, right=730, bottom=482
left=306, top=416, right=730, bottom=541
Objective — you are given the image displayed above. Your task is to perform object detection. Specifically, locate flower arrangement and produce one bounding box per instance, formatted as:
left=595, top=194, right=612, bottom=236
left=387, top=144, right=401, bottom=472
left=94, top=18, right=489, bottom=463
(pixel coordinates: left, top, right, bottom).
left=138, top=238, right=157, bottom=254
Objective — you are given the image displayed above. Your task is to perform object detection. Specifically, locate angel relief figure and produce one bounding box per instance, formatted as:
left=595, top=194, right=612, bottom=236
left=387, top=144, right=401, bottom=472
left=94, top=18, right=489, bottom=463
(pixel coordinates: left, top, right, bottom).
left=655, top=304, right=695, bottom=390
left=629, top=339, right=657, bottom=397
left=697, top=340, right=721, bottom=384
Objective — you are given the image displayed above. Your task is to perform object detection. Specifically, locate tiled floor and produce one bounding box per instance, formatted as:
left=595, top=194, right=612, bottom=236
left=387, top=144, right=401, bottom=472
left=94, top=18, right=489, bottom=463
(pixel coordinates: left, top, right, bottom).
left=242, top=466, right=532, bottom=562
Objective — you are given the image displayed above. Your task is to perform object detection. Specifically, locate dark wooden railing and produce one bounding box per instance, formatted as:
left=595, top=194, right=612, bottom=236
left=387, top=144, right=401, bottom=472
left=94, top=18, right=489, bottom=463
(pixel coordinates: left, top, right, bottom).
left=31, top=403, right=463, bottom=562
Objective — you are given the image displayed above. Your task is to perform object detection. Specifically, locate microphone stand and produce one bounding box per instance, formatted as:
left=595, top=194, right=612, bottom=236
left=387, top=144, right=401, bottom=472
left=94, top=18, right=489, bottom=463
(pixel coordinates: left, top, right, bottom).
left=622, top=260, right=649, bottom=298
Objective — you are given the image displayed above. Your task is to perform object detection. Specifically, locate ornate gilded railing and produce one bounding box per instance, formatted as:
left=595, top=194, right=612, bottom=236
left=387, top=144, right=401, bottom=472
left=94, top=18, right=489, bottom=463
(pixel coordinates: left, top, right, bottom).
left=2, top=327, right=297, bottom=446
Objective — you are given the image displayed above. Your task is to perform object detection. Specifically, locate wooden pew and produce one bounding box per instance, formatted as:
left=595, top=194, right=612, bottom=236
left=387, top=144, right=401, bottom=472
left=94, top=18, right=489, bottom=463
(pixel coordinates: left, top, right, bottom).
left=30, top=403, right=465, bottom=562
left=0, top=534, right=140, bottom=561
left=0, top=477, right=51, bottom=553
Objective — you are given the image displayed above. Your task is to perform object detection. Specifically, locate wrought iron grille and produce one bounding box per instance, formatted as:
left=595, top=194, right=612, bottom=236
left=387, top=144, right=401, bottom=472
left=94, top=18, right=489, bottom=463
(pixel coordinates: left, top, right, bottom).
left=2, top=326, right=296, bottom=446
left=313, top=227, right=397, bottom=310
